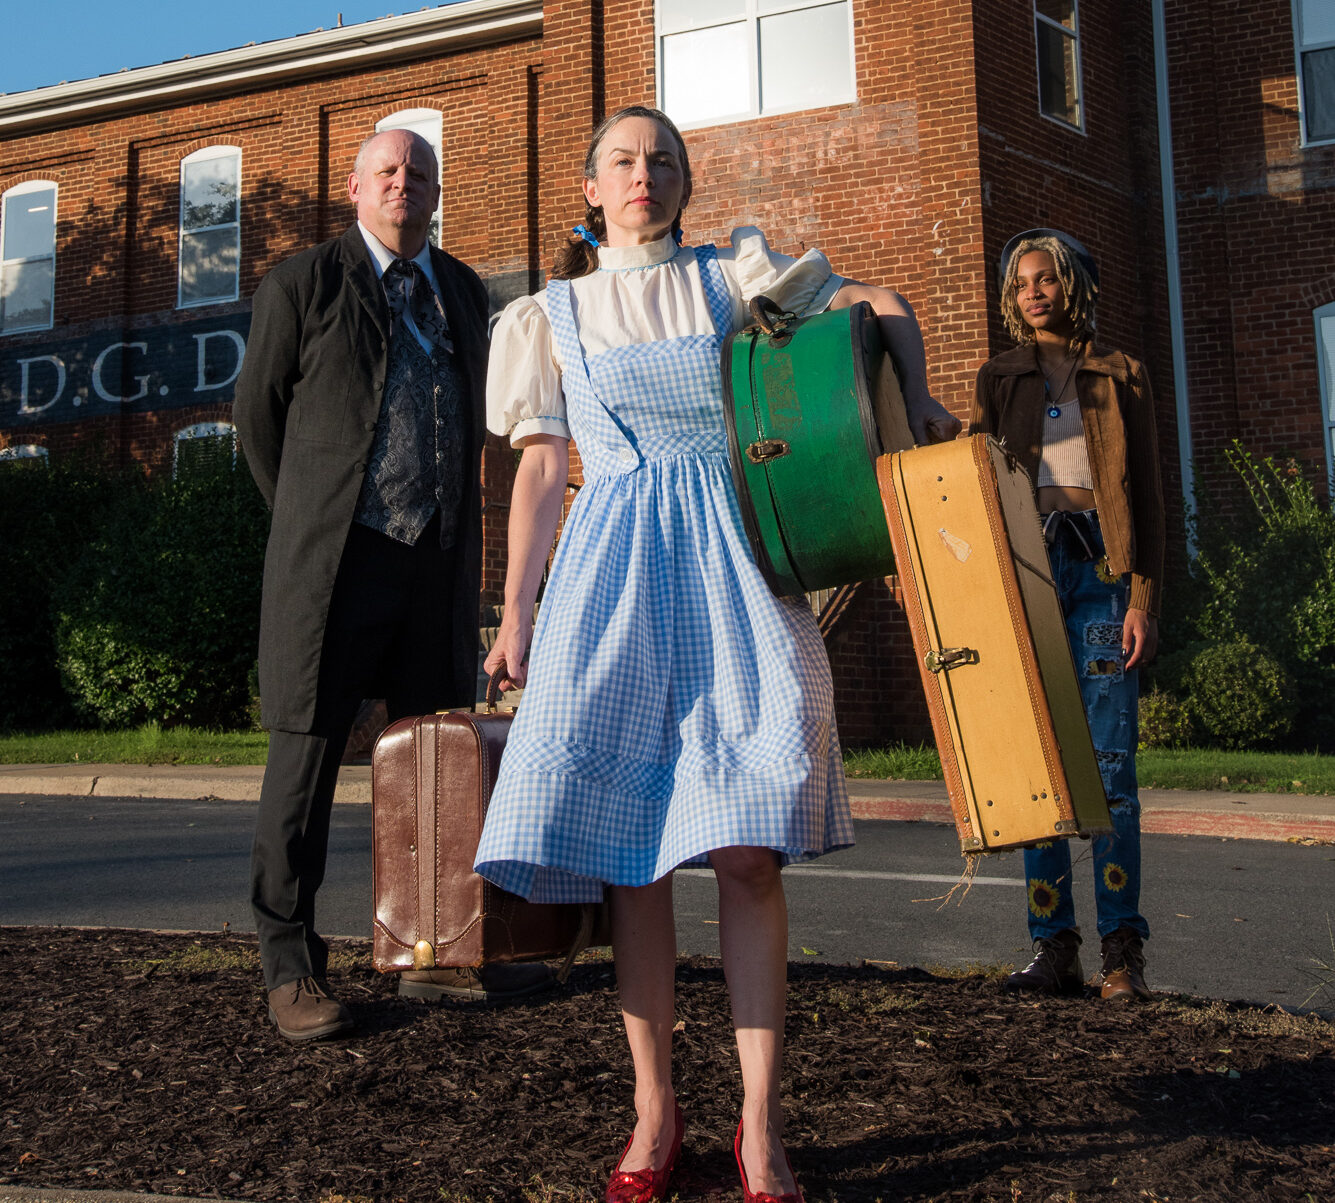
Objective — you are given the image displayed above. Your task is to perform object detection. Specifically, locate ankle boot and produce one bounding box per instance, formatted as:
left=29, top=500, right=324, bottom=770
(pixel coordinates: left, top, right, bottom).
left=1005, top=929, right=1084, bottom=995
left=1094, top=927, right=1151, bottom=1001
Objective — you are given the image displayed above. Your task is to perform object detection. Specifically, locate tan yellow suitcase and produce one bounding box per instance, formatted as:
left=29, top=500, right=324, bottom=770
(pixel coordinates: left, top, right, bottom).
left=878, top=434, right=1111, bottom=853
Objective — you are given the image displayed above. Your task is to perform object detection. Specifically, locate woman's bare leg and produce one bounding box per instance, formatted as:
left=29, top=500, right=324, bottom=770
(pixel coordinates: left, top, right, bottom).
left=609, top=874, right=679, bottom=1174
left=712, top=845, right=797, bottom=1196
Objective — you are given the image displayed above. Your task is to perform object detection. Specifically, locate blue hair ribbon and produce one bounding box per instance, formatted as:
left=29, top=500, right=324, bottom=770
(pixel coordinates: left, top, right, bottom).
left=572, top=223, right=600, bottom=248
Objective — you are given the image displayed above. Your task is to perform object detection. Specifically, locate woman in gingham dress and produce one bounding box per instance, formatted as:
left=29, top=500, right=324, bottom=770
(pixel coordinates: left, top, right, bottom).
left=476, top=106, right=958, bottom=1203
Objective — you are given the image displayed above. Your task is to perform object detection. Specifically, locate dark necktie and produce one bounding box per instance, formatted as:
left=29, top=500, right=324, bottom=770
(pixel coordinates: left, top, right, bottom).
left=384, top=258, right=452, bottom=354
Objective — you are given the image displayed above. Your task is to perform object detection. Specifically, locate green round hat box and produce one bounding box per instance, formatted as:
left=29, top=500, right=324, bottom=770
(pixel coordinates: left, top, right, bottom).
left=722, top=297, right=914, bottom=597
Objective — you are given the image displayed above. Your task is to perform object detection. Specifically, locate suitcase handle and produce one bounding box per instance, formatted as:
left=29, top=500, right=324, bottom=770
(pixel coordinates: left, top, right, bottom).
left=484, top=664, right=509, bottom=712
left=748, top=294, right=796, bottom=340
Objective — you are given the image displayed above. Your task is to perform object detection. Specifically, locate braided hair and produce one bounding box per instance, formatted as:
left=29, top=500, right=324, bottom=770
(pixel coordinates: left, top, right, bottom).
left=999, top=234, right=1099, bottom=349
left=550, top=105, right=692, bottom=281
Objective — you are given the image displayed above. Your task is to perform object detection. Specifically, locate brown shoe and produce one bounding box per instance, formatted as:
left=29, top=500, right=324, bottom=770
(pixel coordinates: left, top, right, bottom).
left=397, top=962, right=555, bottom=1002
left=1093, top=927, right=1151, bottom=1001
left=1005, top=929, right=1084, bottom=995
left=267, top=976, right=354, bottom=1041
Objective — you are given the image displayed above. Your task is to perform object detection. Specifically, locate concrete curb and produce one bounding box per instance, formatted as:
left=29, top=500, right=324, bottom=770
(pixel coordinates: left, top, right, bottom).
left=841, top=780, right=1335, bottom=844
left=0, top=762, right=369, bottom=805
left=2, top=764, right=1332, bottom=843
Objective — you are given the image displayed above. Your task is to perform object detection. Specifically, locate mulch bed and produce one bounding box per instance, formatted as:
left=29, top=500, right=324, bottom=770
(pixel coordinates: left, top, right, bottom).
left=1, top=927, right=1332, bottom=1202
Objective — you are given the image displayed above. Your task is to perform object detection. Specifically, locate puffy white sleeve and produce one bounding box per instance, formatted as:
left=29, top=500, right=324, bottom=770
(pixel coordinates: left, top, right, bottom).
left=485, top=294, right=571, bottom=445
left=729, top=225, right=845, bottom=318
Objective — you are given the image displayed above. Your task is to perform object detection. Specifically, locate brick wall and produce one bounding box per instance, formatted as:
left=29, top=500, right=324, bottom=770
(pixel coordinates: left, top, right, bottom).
left=1166, top=0, right=1335, bottom=498
left=4, top=0, right=1330, bottom=743
left=0, top=32, right=544, bottom=477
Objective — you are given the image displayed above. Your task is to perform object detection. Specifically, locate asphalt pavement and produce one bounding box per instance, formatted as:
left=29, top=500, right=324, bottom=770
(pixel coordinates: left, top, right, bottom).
left=2, top=762, right=1331, bottom=1203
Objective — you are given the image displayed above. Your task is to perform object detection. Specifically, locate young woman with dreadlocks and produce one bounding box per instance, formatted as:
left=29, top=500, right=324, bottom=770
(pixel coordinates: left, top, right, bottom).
left=969, top=229, right=1165, bottom=1004
left=475, top=105, right=957, bottom=1203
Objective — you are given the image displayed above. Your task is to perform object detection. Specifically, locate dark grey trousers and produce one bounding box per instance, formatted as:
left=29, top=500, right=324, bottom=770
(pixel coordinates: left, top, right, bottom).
left=250, top=517, right=459, bottom=990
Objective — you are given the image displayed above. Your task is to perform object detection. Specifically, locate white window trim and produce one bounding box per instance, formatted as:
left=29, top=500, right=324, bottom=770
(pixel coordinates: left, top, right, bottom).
left=655, top=0, right=857, bottom=131
left=1, top=179, right=58, bottom=336
left=1293, top=0, right=1335, bottom=148
left=0, top=443, right=49, bottom=463
left=1315, top=301, right=1335, bottom=490
left=1034, top=0, right=1086, bottom=135
left=178, top=145, right=241, bottom=309
left=375, top=108, right=444, bottom=247
left=173, top=421, right=237, bottom=476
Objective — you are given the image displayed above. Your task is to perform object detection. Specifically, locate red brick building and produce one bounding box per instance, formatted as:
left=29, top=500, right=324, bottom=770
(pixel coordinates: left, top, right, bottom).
left=2, top=0, right=1331, bottom=742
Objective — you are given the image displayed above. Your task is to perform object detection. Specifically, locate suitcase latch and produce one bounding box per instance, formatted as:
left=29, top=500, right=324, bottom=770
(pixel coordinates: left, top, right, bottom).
left=925, top=646, right=979, bottom=673
left=413, top=939, right=435, bottom=969
left=745, top=438, right=791, bottom=465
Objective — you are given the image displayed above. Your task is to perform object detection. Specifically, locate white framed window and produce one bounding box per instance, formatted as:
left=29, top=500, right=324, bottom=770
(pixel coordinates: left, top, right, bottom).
left=1034, top=0, right=1084, bottom=132
left=173, top=421, right=237, bottom=476
left=376, top=109, right=443, bottom=246
left=179, top=146, right=241, bottom=308
left=1, top=181, right=58, bottom=335
left=1316, top=302, right=1335, bottom=489
left=1294, top=0, right=1335, bottom=146
left=656, top=0, right=856, bottom=130
left=0, top=443, right=49, bottom=466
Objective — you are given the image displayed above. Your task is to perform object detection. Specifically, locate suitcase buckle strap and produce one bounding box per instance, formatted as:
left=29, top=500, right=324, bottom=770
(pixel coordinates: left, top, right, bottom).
left=925, top=646, right=979, bottom=673
left=746, top=294, right=796, bottom=345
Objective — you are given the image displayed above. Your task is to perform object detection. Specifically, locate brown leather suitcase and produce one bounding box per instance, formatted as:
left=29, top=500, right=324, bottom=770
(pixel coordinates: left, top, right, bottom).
left=878, top=434, right=1111, bottom=854
left=371, top=698, right=603, bottom=974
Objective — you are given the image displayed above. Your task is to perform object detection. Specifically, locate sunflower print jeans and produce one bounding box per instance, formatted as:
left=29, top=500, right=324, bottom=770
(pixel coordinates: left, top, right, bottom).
left=1023, top=511, right=1149, bottom=943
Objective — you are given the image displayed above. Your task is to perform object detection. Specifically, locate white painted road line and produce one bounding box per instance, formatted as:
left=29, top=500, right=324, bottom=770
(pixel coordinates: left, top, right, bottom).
left=677, top=866, right=1025, bottom=887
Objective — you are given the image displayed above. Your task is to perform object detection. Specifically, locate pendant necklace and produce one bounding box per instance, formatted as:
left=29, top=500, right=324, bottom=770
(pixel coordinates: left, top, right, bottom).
left=1042, top=353, right=1078, bottom=419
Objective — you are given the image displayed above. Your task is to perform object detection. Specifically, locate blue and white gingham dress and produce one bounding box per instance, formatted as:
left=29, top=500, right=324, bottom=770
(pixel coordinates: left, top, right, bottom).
left=473, top=245, right=854, bottom=904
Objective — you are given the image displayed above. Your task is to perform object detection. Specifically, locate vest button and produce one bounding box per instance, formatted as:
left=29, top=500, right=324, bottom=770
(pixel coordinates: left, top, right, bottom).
left=354, top=462, right=366, bottom=474
left=363, top=421, right=376, bottom=432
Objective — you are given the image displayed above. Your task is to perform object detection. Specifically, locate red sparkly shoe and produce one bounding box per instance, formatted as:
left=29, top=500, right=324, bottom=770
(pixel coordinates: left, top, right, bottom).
left=734, top=1119, right=804, bottom=1203
left=605, top=1104, right=684, bottom=1203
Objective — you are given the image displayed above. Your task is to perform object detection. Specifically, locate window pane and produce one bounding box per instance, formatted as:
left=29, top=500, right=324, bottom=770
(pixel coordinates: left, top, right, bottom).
left=659, top=0, right=745, bottom=35
left=175, top=432, right=235, bottom=476
left=1322, top=314, right=1335, bottom=421
left=1302, top=47, right=1335, bottom=141
left=1, top=259, right=54, bottom=331
left=182, top=155, right=239, bottom=231
left=759, top=3, right=852, bottom=113
left=2, top=188, right=56, bottom=261
left=1035, top=0, right=1076, bottom=32
left=1299, top=0, right=1335, bottom=47
left=1037, top=21, right=1080, bottom=126
left=661, top=24, right=751, bottom=126
left=180, top=227, right=239, bottom=304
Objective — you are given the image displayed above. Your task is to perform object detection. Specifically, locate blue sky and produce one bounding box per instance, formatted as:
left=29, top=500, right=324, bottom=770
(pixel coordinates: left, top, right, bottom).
left=3, top=3, right=454, bottom=96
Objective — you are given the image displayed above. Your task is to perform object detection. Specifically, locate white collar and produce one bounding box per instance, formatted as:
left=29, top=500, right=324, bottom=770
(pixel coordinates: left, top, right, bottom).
left=357, top=222, right=435, bottom=285
left=597, top=232, right=679, bottom=271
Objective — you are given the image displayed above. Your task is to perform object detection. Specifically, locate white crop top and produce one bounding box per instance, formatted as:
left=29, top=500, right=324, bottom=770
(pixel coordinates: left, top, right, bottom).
left=1035, top=398, right=1094, bottom=490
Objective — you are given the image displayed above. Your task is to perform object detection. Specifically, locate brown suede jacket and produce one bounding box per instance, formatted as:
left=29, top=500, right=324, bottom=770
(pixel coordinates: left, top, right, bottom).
left=969, top=342, right=1166, bottom=616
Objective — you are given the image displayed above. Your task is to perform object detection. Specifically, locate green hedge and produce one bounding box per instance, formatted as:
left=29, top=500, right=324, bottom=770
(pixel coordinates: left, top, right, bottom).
left=0, top=456, right=134, bottom=729
left=0, top=450, right=268, bottom=731
left=1150, top=444, right=1335, bottom=752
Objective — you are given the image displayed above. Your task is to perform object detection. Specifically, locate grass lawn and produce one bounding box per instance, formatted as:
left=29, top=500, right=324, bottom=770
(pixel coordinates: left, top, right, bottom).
left=0, top=724, right=269, bottom=767
left=841, top=742, right=1335, bottom=795
left=1, top=726, right=1333, bottom=794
